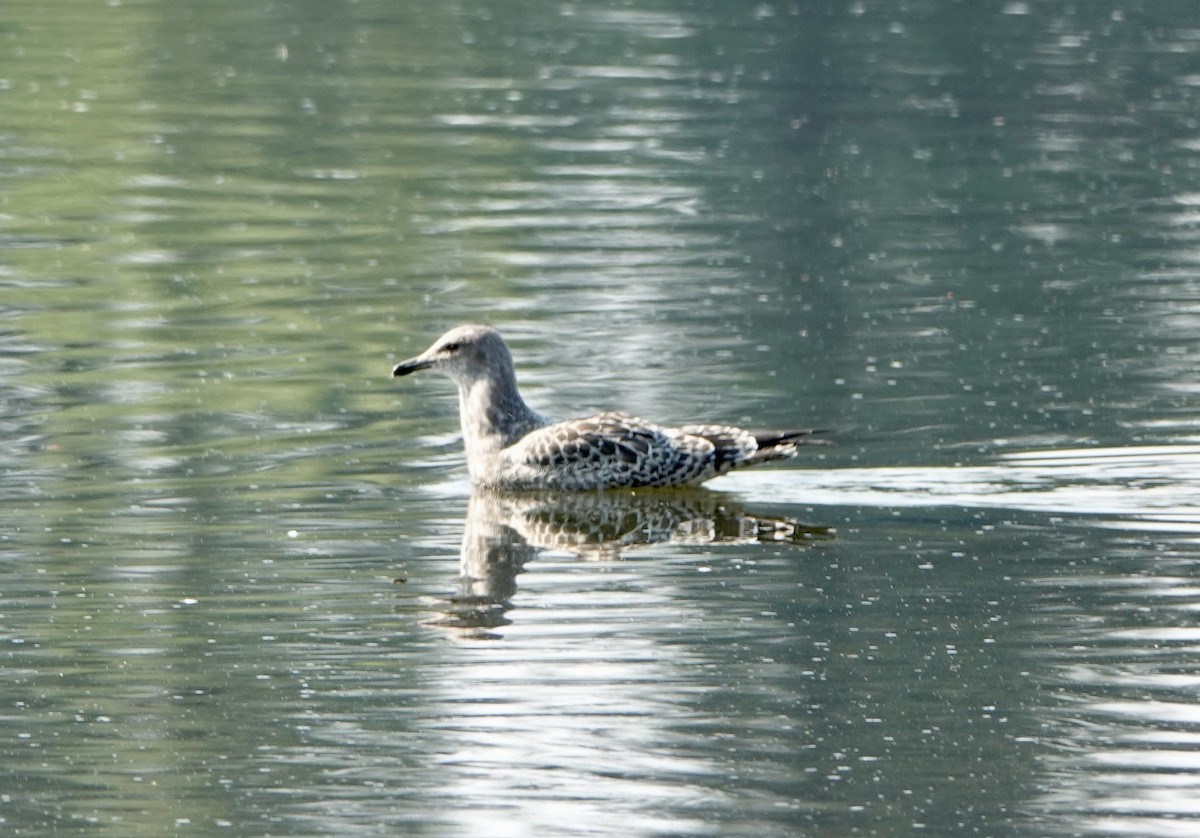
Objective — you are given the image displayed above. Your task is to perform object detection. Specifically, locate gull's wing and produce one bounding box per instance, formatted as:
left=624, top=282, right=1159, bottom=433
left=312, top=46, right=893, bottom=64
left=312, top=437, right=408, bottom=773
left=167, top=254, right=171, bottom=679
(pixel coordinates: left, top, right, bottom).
left=508, top=411, right=715, bottom=489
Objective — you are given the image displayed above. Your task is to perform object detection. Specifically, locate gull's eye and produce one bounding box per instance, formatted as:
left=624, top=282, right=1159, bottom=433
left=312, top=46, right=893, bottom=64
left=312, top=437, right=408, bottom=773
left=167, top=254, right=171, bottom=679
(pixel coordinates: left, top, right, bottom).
left=442, top=342, right=461, bottom=353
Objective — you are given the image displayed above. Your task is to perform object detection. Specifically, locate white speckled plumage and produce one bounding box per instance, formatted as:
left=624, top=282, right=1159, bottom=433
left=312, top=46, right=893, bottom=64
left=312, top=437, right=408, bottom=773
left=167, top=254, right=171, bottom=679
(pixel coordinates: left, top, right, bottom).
left=391, top=324, right=824, bottom=490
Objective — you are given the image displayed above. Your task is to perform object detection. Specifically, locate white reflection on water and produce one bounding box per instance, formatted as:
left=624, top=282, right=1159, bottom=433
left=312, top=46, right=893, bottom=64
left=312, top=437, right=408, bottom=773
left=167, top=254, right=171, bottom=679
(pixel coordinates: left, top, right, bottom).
left=714, top=445, right=1200, bottom=835
left=714, top=444, right=1200, bottom=530
left=1010, top=490, right=1200, bottom=836
left=1029, top=694, right=1200, bottom=834
left=314, top=490, right=829, bottom=832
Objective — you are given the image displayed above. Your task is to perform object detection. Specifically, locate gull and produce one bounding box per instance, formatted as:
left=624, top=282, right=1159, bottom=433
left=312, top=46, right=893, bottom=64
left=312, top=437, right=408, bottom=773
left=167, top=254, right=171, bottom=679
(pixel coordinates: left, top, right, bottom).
left=391, top=324, right=826, bottom=490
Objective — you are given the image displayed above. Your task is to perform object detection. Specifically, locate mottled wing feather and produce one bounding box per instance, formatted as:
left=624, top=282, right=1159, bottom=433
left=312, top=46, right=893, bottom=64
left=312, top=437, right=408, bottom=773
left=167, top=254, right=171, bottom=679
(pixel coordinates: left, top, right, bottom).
left=675, top=423, right=759, bottom=474
left=510, top=412, right=716, bottom=489
left=501, top=413, right=816, bottom=490
left=680, top=424, right=822, bottom=470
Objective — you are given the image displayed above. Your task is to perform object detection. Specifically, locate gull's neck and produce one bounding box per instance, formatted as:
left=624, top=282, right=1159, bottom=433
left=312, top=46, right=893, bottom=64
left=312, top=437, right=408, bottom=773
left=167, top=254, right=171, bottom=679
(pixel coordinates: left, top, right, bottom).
left=455, top=366, right=548, bottom=476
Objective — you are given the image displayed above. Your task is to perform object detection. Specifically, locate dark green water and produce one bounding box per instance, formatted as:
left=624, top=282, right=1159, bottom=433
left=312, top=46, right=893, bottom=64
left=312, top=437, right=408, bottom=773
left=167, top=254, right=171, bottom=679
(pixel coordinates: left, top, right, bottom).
left=3, top=0, right=1200, bottom=835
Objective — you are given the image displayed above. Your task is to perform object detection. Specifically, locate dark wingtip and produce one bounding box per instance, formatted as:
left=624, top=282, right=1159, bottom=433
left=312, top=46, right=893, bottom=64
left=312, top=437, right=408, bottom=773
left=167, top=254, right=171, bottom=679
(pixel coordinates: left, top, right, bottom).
left=756, top=428, right=835, bottom=448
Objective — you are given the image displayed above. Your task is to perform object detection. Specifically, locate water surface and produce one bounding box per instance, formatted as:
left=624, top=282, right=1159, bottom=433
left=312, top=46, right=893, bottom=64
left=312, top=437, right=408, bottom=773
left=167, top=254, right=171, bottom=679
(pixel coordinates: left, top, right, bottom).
left=3, top=0, right=1200, bottom=835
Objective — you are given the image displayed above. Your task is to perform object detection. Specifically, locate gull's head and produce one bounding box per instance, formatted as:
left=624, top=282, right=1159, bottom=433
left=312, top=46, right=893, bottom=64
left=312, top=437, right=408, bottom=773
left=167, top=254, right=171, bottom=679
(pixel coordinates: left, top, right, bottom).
left=391, top=324, right=513, bottom=385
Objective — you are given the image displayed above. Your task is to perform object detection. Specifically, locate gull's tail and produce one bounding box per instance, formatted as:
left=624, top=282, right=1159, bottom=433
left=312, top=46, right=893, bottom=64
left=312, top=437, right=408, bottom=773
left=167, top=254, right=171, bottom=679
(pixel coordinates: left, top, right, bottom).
left=680, top=424, right=833, bottom=476
left=748, top=428, right=833, bottom=465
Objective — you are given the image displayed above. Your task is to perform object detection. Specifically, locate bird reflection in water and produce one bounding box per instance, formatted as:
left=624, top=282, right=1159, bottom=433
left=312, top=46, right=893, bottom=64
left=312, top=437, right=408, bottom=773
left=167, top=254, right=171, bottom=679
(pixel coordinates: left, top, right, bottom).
left=425, top=489, right=834, bottom=639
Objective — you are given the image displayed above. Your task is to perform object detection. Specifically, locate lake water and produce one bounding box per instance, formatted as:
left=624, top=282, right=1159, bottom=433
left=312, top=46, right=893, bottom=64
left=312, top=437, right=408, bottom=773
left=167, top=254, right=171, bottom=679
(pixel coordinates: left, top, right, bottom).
left=3, top=0, right=1200, bottom=835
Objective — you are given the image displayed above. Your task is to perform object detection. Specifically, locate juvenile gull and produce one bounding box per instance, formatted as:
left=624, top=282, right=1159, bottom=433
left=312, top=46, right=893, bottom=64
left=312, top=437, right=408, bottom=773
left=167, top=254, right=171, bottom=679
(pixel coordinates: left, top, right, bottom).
left=391, top=324, right=826, bottom=491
